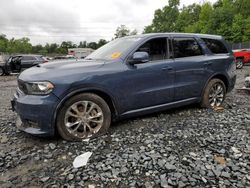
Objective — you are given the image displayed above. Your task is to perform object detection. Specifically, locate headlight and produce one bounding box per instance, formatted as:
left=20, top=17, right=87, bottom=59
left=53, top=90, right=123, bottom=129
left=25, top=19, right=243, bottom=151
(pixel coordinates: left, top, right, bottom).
left=24, top=81, right=54, bottom=95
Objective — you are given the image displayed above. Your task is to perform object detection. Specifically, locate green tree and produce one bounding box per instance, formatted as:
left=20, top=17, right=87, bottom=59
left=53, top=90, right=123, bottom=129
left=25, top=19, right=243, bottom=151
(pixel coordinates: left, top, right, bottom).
left=144, top=0, right=180, bottom=33
left=113, top=25, right=138, bottom=39
left=6, top=37, right=32, bottom=54
left=195, top=2, right=213, bottom=33
left=32, top=44, right=43, bottom=54
left=87, top=42, right=98, bottom=49
left=231, top=14, right=250, bottom=42
left=143, top=0, right=250, bottom=43
left=231, top=0, right=250, bottom=18
left=175, top=4, right=201, bottom=32
left=114, top=25, right=131, bottom=38
left=0, top=34, right=8, bottom=53
left=97, top=39, right=108, bottom=48
left=60, top=41, right=76, bottom=49
left=44, top=43, right=59, bottom=54
left=78, top=41, right=87, bottom=48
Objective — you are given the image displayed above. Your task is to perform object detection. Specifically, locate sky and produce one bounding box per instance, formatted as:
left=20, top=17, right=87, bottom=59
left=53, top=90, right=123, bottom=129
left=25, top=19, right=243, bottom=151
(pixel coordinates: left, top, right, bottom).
left=0, top=0, right=217, bottom=45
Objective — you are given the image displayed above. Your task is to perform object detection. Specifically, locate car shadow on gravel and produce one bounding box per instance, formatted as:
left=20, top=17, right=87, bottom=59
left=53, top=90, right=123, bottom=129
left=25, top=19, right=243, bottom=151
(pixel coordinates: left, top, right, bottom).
left=111, top=103, right=203, bottom=129
left=15, top=130, right=63, bottom=144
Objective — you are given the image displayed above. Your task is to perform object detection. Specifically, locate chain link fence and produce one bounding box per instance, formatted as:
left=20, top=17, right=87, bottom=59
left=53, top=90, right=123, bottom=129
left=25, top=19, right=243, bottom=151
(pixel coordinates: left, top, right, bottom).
left=230, top=41, right=250, bottom=50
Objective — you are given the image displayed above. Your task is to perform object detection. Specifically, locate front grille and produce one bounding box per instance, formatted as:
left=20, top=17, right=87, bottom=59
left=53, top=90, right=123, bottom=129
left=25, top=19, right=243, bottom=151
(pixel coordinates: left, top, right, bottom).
left=18, top=79, right=28, bottom=94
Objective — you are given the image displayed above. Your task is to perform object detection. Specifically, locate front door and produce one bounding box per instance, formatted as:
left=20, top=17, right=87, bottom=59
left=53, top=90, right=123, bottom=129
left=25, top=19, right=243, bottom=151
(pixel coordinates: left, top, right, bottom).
left=119, top=37, right=175, bottom=112
left=8, top=56, right=21, bottom=73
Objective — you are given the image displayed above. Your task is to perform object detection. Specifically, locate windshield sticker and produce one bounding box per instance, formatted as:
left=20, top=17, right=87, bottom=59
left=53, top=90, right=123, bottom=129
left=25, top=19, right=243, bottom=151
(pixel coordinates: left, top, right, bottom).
left=111, top=52, right=122, bottom=59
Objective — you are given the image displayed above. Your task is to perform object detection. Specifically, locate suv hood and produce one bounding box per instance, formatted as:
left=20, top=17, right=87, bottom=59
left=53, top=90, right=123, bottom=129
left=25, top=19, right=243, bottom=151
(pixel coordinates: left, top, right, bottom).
left=18, top=59, right=105, bottom=83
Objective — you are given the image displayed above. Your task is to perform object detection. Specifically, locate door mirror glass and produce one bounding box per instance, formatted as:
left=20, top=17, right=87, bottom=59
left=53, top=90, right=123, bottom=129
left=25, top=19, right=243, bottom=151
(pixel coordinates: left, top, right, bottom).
left=129, top=52, right=149, bottom=65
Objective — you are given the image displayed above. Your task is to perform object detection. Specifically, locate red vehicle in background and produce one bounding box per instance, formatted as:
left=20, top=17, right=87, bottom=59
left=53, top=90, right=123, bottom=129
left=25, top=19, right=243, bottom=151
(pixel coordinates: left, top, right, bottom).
left=233, top=49, right=250, bottom=69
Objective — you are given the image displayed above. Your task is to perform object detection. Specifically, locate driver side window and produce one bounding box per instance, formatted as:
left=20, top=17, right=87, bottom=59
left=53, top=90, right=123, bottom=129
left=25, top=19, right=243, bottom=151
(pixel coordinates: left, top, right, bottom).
left=136, top=38, right=168, bottom=62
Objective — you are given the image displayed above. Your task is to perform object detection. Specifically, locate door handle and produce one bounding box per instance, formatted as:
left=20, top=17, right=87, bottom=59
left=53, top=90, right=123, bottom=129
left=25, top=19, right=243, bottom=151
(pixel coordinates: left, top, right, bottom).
left=162, top=66, right=173, bottom=71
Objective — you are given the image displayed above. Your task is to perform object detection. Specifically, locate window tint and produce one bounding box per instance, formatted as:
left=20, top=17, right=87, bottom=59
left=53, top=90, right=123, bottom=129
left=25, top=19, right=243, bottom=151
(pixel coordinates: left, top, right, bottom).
left=136, top=38, right=168, bottom=61
left=22, top=56, right=36, bottom=61
left=173, top=38, right=203, bottom=58
left=202, top=38, right=228, bottom=54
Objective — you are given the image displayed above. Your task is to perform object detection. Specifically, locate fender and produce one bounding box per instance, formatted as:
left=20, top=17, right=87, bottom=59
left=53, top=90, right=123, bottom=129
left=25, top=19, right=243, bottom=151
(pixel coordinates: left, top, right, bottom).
left=52, top=85, right=119, bottom=129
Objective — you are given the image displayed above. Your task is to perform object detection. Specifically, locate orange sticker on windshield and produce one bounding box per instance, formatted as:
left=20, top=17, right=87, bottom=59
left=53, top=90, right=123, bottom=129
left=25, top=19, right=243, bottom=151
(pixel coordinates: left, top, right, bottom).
left=111, top=52, right=121, bottom=59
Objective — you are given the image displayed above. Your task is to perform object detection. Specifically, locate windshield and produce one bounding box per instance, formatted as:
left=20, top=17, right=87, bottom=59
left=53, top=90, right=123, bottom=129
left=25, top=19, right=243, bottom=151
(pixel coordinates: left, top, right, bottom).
left=85, top=37, right=141, bottom=60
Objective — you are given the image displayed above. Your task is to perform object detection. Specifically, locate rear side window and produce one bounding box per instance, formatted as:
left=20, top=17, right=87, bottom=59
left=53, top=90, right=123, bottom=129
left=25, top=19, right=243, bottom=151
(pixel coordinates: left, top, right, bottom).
left=173, top=38, right=203, bottom=58
left=202, top=38, right=228, bottom=54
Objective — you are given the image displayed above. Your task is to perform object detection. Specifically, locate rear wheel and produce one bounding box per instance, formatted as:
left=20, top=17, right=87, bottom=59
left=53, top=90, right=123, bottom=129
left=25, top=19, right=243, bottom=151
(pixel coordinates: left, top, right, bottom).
left=56, top=93, right=111, bottom=141
left=201, top=79, right=226, bottom=108
left=0, top=67, right=4, bottom=76
left=236, top=59, right=244, bottom=69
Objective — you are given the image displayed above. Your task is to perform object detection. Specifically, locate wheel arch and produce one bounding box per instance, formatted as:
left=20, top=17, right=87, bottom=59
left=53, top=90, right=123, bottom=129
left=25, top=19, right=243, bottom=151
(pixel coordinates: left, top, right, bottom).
left=210, top=74, right=229, bottom=91
left=235, top=56, right=244, bottom=60
left=235, top=56, right=245, bottom=63
left=201, top=73, right=229, bottom=101
left=53, top=88, right=119, bottom=130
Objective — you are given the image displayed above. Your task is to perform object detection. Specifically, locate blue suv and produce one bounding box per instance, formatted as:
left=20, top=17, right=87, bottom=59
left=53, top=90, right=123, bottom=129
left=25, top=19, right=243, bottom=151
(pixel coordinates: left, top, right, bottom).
left=12, top=33, right=236, bottom=141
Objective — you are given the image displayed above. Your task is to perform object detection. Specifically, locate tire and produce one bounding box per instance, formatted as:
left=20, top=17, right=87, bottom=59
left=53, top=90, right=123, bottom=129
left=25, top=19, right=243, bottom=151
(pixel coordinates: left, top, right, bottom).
left=201, top=79, right=226, bottom=108
left=236, top=59, right=244, bottom=69
left=0, top=67, right=4, bottom=76
left=56, top=93, right=111, bottom=141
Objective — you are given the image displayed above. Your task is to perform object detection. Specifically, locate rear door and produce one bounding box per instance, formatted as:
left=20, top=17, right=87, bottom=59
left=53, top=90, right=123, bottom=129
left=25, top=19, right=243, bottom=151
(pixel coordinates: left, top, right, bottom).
left=172, top=37, right=210, bottom=101
left=201, top=37, right=234, bottom=70
left=21, top=56, right=37, bottom=69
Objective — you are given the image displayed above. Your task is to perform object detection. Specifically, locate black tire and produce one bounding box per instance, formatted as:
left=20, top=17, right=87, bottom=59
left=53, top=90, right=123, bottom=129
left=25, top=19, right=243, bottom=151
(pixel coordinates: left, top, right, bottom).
left=236, top=59, right=244, bottom=69
left=201, top=79, right=226, bottom=108
left=0, top=67, right=4, bottom=76
left=56, top=93, right=111, bottom=141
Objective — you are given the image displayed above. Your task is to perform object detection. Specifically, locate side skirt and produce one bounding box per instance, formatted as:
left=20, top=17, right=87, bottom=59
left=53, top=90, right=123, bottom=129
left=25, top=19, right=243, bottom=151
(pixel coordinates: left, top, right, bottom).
left=119, top=97, right=199, bottom=120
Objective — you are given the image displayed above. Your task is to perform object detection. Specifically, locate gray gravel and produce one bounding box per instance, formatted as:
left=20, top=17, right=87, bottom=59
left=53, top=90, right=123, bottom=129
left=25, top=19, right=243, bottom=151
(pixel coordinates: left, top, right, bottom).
left=0, top=67, right=250, bottom=188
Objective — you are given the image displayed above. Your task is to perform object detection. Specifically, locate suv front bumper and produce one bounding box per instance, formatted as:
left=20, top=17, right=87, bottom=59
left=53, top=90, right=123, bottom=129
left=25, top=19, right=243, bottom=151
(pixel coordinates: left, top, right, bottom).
left=11, top=90, right=60, bottom=137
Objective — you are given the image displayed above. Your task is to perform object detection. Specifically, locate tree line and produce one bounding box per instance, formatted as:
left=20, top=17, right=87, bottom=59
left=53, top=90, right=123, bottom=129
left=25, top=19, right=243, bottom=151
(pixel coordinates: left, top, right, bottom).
left=0, top=35, right=109, bottom=55
left=144, top=0, right=250, bottom=43
left=0, top=25, right=137, bottom=55
left=0, top=0, right=249, bottom=55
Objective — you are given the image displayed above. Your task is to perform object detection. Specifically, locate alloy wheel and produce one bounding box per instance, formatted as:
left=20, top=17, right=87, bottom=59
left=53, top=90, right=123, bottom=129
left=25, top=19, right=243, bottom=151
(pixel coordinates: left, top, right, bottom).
left=236, top=60, right=243, bottom=69
left=208, top=82, right=225, bottom=107
left=64, top=100, right=104, bottom=139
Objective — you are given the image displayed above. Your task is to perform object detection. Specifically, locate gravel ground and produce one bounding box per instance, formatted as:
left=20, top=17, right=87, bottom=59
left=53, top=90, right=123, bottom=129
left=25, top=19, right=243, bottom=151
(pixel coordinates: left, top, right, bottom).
left=0, top=67, right=249, bottom=188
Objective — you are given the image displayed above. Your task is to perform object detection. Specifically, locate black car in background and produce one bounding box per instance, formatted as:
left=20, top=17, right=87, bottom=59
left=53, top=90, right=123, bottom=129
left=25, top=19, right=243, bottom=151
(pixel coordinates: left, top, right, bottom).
left=0, top=54, right=47, bottom=76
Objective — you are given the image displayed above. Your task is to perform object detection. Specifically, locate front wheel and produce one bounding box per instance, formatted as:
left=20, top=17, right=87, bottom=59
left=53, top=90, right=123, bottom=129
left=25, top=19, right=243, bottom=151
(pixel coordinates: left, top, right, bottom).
left=201, top=79, right=226, bottom=108
left=56, top=93, right=111, bottom=141
left=236, top=59, right=244, bottom=69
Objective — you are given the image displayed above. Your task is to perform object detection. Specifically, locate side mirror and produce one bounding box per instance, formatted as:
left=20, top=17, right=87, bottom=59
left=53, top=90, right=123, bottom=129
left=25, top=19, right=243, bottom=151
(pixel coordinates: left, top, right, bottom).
left=129, top=52, right=149, bottom=65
